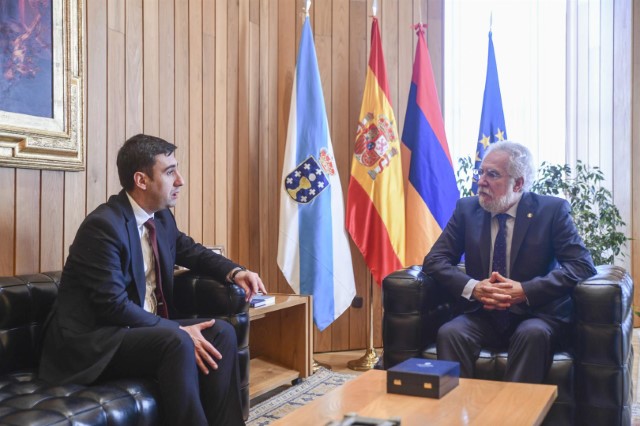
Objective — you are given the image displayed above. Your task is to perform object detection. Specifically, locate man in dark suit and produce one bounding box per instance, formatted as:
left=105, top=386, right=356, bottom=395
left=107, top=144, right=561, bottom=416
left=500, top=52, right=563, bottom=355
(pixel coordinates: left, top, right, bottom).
left=39, top=134, right=266, bottom=425
left=423, top=141, right=596, bottom=383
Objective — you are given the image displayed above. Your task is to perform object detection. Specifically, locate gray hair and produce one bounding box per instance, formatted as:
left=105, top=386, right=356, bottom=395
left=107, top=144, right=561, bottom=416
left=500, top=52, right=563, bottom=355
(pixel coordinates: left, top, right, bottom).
left=484, top=141, right=536, bottom=191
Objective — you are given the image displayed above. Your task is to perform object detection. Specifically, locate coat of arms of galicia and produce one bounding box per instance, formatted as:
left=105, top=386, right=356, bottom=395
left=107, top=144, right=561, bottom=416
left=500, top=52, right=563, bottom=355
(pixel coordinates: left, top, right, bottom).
left=354, top=112, right=399, bottom=180
left=284, top=154, right=332, bottom=204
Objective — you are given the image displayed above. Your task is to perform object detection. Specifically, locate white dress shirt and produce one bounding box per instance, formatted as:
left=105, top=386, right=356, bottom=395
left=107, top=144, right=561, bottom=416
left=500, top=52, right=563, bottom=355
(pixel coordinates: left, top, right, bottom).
left=125, top=192, right=159, bottom=314
left=461, top=199, right=521, bottom=300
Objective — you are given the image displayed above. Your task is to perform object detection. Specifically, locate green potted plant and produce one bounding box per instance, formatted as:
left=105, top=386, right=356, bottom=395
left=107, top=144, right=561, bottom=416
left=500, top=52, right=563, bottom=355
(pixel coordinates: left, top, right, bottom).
left=456, top=156, right=628, bottom=265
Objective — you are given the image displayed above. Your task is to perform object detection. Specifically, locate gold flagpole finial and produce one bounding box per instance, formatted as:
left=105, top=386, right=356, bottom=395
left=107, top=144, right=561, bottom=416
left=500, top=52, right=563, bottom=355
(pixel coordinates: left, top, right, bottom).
left=304, top=0, right=311, bottom=17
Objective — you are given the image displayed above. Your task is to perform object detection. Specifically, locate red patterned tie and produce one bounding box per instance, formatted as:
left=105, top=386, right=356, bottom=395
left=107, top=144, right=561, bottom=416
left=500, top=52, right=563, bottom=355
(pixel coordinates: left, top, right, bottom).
left=144, top=218, right=169, bottom=318
left=491, top=213, right=510, bottom=331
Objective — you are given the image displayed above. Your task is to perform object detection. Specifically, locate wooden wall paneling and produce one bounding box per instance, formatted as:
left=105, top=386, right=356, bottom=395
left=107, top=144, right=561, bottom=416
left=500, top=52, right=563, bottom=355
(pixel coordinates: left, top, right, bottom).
left=333, top=0, right=351, bottom=212
left=382, top=0, right=398, bottom=118
left=15, top=170, right=40, bottom=275
left=107, top=0, right=126, bottom=196
left=158, top=0, right=175, bottom=145
left=427, top=0, right=444, bottom=106
left=0, top=168, right=15, bottom=275
left=397, top=2, right=413, bottom=137
left=189, top=0, right=204, bottom=243
left=40, top=171, right=64, bottom=271
left=276, top=0, right=296, bottom=294
left=257, top=0, right=276, bottom=284
left=214, top=0, right=229, bottom=252
left=143, top=0, right=160, bottom=136
left=398, top=2, right=413, bottom=206
left=256, top=0, right=266, bottom=276
left=248, top=0, right=261, bottom=270
left=313, top=0, right=335, bottom=353
left=266, top=0, right=279, bottom=288
left=296, top=0, right=306, bottom=54
left=63, top=171, right=87, bottom=263
left=86, top=0, right=108, bottom=212
left=126, top=0, right=144, bottom=139
left=348, top=0, right=368, bottom=350
left=202, top=0, right=216, bottom=246
left=236, top=0, right=250, bottom=266
left=174, top=0, right=190, bottom=232
left=226, top=0, right=240, bottom=261
left=329, top=0, right=352, bottom=352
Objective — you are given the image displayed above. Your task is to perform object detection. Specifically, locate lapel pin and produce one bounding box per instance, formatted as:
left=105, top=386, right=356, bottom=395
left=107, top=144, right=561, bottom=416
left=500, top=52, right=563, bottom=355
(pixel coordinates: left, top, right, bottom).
left=527, top=213, right=533, bottom=218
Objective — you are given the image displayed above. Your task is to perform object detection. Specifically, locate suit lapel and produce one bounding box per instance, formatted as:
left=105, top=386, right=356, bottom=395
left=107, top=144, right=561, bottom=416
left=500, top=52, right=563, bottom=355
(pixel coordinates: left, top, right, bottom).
left=511, top=193, right=535, bottom=272
left=118, top=192, right=147, bottom=306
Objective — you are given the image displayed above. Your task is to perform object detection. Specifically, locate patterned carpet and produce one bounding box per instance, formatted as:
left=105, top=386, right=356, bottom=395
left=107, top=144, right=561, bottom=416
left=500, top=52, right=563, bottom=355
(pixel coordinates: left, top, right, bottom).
left=247, top=367, right=357, bottom=426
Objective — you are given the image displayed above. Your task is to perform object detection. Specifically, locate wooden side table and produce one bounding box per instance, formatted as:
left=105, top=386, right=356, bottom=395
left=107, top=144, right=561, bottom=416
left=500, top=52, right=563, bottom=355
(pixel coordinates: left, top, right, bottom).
left=248, top=294, right=313, bottom=400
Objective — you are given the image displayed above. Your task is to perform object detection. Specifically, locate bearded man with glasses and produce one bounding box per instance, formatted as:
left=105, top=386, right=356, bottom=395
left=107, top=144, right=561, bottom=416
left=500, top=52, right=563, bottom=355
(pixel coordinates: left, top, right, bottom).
left=422, top=141, right=596, bottom=383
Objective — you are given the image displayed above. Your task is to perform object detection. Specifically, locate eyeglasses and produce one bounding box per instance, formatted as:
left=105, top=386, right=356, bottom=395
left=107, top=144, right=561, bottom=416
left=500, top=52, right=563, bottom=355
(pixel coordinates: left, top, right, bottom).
left=476, top=168, right=505, bottom=180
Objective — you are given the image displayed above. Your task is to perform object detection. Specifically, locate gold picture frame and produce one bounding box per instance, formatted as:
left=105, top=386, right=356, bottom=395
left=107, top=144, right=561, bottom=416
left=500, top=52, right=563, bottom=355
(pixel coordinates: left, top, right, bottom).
left=0, top=0, right=84, bottom=171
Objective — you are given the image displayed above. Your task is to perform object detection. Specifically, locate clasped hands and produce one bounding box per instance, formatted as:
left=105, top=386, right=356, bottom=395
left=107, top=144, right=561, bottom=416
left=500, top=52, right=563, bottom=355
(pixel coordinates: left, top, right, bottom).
left=472, top=271, right=527, bottom=311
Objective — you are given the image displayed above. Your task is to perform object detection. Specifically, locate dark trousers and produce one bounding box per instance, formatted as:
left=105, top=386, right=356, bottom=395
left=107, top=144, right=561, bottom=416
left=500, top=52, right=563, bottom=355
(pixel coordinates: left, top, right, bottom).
left=99, top=318, right=244, bottom=426
left=436, top=311, right=567, bottom=383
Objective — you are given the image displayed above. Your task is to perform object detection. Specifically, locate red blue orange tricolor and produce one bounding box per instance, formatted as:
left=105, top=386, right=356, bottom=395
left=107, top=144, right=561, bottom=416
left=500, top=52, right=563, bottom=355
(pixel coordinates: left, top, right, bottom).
left=401, top=26, right=459, bottom=266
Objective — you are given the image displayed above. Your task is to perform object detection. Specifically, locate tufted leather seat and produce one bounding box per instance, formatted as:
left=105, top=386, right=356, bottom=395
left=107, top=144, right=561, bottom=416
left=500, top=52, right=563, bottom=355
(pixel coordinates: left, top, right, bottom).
left=0, top=271, right=250, bottom=425
left=382, top=265, right=633, bottom=426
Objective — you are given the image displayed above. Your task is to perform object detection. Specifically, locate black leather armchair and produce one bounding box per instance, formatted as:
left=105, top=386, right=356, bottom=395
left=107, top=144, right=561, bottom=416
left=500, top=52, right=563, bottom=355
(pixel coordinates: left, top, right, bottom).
left=0, top=270, right=250, bottom=425
left=382, top=265, right=633, bottom=425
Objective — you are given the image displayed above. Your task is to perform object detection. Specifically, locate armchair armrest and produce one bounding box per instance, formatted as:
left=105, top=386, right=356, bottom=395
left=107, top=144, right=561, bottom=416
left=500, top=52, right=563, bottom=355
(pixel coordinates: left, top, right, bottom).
left=172, top=271, right=249, bottom=319
left=171, top=271, right=252, bottom=421
left=572, top=265, right=634, bottom=423
left=382, top=265, right=453, bottom=369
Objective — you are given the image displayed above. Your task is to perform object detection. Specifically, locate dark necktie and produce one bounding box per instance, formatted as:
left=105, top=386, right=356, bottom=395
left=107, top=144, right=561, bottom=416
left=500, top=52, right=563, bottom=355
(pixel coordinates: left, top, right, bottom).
left=491, top=213, right=509, bottom=331
left=144, top=218, right=169, bottom=318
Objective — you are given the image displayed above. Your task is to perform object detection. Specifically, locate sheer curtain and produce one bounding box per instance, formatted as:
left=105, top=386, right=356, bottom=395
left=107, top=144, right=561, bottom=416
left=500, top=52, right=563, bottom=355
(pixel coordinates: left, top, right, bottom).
left=443, top=0, right=633, bottom=270
left=444, top=0, right=567, bottom=172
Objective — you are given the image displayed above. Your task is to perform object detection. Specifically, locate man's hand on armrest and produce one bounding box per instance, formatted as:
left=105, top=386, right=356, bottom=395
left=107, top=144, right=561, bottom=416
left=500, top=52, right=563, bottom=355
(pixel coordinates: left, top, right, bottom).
left=228, top=269, right=267, bottom=301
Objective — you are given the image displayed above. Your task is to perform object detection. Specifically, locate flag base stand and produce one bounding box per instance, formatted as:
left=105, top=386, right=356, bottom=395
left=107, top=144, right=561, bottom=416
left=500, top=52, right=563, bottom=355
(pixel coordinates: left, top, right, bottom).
left=347, top=347, right=379, bottom=371
left=348, top=277, right=379, bottom=372
left=313, top=359, right=332, bottom=373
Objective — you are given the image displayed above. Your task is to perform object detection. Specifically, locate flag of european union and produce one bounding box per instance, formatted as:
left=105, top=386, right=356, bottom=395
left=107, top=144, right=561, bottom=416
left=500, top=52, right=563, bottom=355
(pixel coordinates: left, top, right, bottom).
left=471, top=31, right=507, bottom=195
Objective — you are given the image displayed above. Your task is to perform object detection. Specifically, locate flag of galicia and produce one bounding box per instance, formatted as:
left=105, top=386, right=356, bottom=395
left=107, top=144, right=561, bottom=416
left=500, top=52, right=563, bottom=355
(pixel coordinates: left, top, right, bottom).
left=284, top=156, right=330, bottom=204
left=471, top=31, right=507, bottom=195
left=277, top=16, right=356, bottom=331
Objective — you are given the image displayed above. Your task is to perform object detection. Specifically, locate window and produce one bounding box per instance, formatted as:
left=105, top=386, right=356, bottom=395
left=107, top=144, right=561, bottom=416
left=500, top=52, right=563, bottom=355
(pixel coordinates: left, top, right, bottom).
left=444, top=0, right=567, bottom=171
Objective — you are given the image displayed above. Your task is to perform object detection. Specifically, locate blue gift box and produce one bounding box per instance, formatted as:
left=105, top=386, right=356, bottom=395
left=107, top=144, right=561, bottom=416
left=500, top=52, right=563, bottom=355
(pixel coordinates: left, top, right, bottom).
left=387, top=358, right=460, bottom=399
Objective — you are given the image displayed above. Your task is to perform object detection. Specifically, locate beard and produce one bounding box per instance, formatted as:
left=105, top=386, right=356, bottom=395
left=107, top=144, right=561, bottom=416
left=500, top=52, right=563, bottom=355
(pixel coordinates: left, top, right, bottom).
left=479, top=189, right=521, bottom=213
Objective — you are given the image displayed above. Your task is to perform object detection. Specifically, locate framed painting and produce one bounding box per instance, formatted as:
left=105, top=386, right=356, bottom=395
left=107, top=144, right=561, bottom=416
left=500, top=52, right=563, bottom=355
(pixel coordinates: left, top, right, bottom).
left=0, top=0, right=84, bottom=171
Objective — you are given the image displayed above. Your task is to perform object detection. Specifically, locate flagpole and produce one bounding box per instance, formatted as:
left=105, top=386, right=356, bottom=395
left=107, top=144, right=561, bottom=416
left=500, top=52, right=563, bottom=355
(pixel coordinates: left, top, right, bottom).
left=299, top=0, right=331, bottom=374
left=347, top=274, right=379, bottom=371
